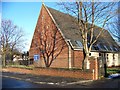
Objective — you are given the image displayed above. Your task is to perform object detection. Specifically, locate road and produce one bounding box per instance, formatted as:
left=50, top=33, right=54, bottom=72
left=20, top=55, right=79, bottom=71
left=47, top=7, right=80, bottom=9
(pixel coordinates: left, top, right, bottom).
left=2, top=72, right=120, bottom=89
left=65, top=78, right=120, bottom=88
left=2, top=76, right=120, bottom=89
left=2, top=77, right=59, bottom=88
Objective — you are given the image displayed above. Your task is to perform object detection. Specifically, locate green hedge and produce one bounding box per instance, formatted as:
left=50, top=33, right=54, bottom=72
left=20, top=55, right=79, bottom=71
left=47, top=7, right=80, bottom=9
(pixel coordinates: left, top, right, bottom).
left=107, top=67, right=120, bottom=74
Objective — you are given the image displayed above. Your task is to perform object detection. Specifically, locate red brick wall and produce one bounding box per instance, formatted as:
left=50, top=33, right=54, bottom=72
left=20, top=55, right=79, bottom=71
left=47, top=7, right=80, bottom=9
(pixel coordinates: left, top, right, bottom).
left=89, top=58, right=99, bottom=80
left=50, top=46, right=69, bottom=68
left=3, top=67, right=93, bottom=80
left=29, top=5, right=69, bottom=68
left=34, top=68, right=93, bottom=79
left=72, top=50, right=84, bottom=69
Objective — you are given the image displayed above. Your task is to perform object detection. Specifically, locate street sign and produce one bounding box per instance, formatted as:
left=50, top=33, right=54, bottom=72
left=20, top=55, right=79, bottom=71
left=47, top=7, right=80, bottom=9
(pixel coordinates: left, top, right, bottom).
left=34, top=54, right=40, bottom=62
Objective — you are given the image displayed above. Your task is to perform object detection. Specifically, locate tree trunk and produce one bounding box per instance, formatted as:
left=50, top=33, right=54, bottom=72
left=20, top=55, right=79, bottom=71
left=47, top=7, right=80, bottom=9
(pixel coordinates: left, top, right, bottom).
left=45, top=58, right=50, bottom=68
left=3, top=53, right=6, bottom=67
left=84, top=54, right=89, bottom=69
left=82, top=49, right=89, bottom=70
left=10, top=54, right=14, bottom=65
left=82, top=49, right=86, bottom=70
left=46, top=64, right=50, bottom=68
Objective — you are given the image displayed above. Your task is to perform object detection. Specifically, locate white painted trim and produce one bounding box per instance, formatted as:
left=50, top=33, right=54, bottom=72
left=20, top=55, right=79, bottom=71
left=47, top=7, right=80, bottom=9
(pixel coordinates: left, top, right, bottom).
left=93, top=69, right=95, bottom=80
left=68, top=43, right=72, bottom=69
left=66, top=40, right=72, bottom=68
left=68, top=40, right=74, bottom=49
left=73, top=48, right=83, bottom=51
left=66, top=40, right=83, bottom=51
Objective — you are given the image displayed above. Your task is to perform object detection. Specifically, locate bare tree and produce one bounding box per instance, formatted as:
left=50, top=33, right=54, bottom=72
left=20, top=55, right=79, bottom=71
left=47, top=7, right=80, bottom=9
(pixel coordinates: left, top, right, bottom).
left=58, top=1, right=117, bottom=69
left=33, top=23, right=66, bottom=68
left=107, top=18, right=120, bottom=42
left=107, top=6, right=120, bottom=43
left=0, top=20, right=25, bottom=67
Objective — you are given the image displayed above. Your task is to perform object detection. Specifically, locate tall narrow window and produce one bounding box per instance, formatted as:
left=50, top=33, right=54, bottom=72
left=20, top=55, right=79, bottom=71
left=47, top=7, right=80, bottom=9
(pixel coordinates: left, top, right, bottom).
left=89, top=53, right=91, bottom=56
left=113, top=54, right=115, bottom=60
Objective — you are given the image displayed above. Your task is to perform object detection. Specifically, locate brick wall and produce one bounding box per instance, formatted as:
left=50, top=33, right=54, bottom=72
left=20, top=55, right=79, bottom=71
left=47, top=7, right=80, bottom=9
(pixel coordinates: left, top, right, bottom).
left=34, top=68, right=93, bottom=79
left=3, top=57, right=99, bottom=80
left=49, top=46, right=69, bottom=68
left=3, top=67, right=93, bottom=80
left=89, top=57, right=99, bottom=80
left=29, top=4, right=69, bottom=68
left=72, top=50, right=84, bottom=69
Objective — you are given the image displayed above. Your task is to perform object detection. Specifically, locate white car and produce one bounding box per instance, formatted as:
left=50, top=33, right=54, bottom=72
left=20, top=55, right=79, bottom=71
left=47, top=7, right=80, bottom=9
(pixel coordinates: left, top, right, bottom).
left=108, top=73, right=120, bottom=79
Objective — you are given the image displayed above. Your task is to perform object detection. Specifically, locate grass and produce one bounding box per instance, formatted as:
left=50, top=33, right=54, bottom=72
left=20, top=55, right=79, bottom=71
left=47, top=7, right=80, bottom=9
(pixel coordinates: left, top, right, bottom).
left=107, top=67, right=120, bottom=74
left=6, top=65, right=34, bottom=70
left=5, top=65, right=91, bottom=72
left=35, top=67, right=92, bottom=72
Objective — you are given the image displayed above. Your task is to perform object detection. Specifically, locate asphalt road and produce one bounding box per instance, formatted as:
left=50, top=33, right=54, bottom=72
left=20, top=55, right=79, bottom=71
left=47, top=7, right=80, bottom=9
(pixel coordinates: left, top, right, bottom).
left=2, top=77, right=59, bottom=88
left=65, top=78, right=120, bottom=88
left=1, top=72, right=120, bottom=89
left=2, top=76, right=120, bottom=89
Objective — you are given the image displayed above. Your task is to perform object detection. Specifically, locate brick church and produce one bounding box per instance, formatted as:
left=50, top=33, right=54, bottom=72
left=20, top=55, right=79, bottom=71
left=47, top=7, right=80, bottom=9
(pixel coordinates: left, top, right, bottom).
left=29, top=4, right=120, bottom=68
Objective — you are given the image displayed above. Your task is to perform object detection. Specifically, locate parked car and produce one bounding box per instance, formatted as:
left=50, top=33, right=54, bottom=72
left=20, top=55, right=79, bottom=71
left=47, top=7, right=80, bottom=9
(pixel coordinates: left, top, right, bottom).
left=108, top=73, right=120, bottom=79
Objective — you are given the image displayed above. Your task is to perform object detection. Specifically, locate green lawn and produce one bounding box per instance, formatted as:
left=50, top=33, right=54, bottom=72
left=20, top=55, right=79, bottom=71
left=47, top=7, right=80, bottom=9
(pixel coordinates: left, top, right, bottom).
left=107, top=67, right=120, bottom=74
left=6, top=65, right=34, bottom=70
left=5, top=65, right=120, bottom=75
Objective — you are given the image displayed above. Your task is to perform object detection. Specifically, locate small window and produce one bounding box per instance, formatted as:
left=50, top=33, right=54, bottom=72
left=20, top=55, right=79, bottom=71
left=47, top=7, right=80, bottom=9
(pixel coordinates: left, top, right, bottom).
left=97, top=44, right=101, bottom=50
left=89, top=53, right=91, bottom=56
left=113, top=54, right=115, bottom=60
left=114, top=47, right=118, bottom=51
left=110, top=46, right=114, bottom=51
left=106, top=54, right=108, bottom=59
left=94, top=45, right=99, bottom=50
left=103, top=45, right=108, bottom=51
left=99, top=53, right=101, bottom=56
left=75, top=41, right=83, bottom=47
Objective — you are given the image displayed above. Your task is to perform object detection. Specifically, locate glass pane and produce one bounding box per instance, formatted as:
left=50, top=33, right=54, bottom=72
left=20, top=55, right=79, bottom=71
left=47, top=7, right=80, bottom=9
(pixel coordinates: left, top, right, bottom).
left=76, top=41, right=83, bottom=47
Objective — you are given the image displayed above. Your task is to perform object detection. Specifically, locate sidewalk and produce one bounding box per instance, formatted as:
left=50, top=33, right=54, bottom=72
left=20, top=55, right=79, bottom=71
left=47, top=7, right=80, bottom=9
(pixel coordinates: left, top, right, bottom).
left=2, top=71, right=93, bottom=86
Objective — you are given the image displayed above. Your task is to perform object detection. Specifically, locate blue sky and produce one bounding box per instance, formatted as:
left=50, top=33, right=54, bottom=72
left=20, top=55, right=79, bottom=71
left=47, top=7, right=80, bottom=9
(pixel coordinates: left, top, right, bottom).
left=2, top=2, right=119, bottom=52
left=2, top=2, right=59, bottom=52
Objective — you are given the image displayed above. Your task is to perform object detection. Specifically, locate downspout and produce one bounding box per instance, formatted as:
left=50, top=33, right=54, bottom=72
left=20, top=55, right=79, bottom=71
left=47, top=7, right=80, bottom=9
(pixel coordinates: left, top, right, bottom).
left=67, top=40, right=72, bottom=69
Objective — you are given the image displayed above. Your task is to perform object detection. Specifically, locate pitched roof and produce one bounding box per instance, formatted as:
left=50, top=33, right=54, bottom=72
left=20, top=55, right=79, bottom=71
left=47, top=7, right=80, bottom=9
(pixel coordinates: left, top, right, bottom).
left=46, top=6, right=120, bottom=52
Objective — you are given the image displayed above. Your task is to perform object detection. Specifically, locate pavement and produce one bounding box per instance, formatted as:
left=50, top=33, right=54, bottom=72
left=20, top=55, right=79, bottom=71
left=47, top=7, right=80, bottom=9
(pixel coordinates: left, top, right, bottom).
left=2, top=71, right=93, bottom=87
left=1, top=71, right=120, bottom=88
left=2, top=77, right=59, bottom=88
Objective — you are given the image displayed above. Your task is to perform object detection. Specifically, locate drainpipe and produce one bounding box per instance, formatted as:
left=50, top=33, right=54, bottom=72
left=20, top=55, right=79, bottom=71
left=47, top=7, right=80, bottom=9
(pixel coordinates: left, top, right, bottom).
left=67, top=40, right=72, bottom=69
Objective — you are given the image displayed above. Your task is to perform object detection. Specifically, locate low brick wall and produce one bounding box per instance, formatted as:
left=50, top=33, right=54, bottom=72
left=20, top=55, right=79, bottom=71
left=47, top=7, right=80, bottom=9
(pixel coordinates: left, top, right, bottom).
left=33, top=68, right=93, bottom=80
left=2, top=67, right=93, bottom=80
